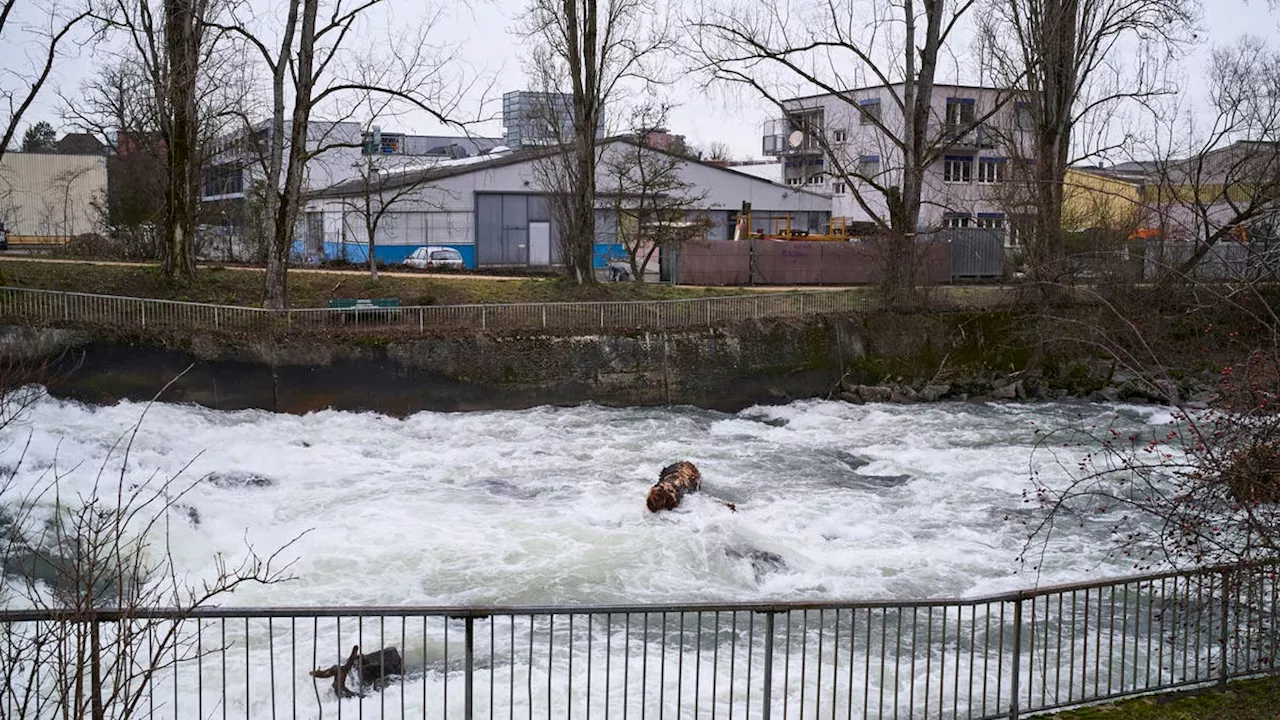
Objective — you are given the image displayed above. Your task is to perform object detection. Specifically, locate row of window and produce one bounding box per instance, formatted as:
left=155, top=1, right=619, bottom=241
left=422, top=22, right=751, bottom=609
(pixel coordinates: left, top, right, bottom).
left=787, top=155, right=1008, bottom=186
left=942, top=214, right=1006, bottom=230
left=823, top=98, right=1033, bottom=143
left=944, top=156, right=1008, bottom=184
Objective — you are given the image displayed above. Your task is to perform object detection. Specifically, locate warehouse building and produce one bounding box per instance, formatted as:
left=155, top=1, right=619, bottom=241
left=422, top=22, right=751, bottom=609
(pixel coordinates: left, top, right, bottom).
left=0, top=151, right=107, bottom=246
left=302, top=137, right=831, bottom=269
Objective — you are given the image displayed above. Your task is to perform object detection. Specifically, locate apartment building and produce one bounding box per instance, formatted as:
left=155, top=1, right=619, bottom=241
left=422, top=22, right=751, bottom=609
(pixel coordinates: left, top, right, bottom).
left=762, top=83, right=1033, bottom=238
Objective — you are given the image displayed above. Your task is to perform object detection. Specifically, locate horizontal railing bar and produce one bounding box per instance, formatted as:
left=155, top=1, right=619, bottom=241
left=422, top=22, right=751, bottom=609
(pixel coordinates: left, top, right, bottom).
left=3, top=559, right=1274, bottom=623
left=0, top=285, right=852, bottom=313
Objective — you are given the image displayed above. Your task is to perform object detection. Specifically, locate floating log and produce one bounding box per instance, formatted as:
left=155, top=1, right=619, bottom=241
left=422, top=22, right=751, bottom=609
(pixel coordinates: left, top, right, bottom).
left=647, top=461, right=702, bottom=512
left=310, top=645, right=403, bottom=698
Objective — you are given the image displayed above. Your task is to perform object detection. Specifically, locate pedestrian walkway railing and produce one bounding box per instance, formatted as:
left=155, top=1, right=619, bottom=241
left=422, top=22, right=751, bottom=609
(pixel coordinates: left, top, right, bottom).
left=1, top=562, right=1276, bottom=719
left=0, top=287, right=868, bottom=335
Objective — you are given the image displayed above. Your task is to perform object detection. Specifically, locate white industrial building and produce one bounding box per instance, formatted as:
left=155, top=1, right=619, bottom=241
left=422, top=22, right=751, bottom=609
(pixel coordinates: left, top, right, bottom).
left=0, top=151, right=107, bottom=244
left=303, top=137, right=831, bottom=268
left=200, top=120, right=504, bottom=204
left=762, top=83, right=1034, bottom=236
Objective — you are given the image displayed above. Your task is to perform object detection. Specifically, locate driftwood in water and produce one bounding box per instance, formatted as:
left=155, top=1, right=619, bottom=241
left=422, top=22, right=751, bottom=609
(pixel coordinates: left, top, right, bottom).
left=310, top=645, right=404, bottom=698
left=311, top=645, right=362, bottom=698
left=647, top=461, right=702, bottom=512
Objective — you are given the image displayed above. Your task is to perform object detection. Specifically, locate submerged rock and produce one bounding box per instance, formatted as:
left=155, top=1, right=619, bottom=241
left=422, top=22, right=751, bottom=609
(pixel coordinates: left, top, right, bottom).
left=727, top=547, right=788, bottom=581
left=206, top=471, right=273, bottom=489
left=176, top=503, right=201, bottom=527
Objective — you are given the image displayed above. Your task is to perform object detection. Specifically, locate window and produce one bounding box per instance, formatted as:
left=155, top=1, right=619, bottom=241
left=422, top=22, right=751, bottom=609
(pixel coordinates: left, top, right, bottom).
left=362, top=132, right=403, bottom=155
left=786, top=177, right=803, bottom=186
left=943, top=213, right=972, bottom=228
left=975, top=214, right=1005, bottom=230
left=945, top=98, right=976, bottom=129
left=859, top=98, right=881, bottom=125
left=857, top=154, right=880, bottom=177
left=1015, top=102, right=1033, bottom=131
left=944, top=155, right=973, bottom=183
left=807, top=173, right=825, bottom=185
left=832, top=129, right=848, bottom=144
left=832, top=182, right=847, bottom=195
left=978, top=158, right=1007, bottom=184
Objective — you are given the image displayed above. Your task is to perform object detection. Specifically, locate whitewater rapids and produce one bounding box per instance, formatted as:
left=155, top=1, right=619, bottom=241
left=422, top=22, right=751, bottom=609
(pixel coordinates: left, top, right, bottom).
left=2, top=394, right=1176, bottom=606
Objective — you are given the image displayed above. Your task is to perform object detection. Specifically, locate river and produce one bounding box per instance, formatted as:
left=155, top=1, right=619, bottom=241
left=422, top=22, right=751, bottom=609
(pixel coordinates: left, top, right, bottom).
left=3, top=394, right=1176, bottom=607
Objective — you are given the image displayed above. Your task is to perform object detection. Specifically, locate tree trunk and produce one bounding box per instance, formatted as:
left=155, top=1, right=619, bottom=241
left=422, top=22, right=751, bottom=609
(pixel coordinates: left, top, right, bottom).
left=884, top=0, right=942, bottom=306
left=264, top=0, right=318, bottom=309
left=163, top=0, right=201, bottom=282
left=1025, top=0, right=1079, bottom=298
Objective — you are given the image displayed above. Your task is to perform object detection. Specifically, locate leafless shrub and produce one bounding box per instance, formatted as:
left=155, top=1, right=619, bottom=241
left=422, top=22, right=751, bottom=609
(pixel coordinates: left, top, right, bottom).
left=0, top=369, right=306, bottom=719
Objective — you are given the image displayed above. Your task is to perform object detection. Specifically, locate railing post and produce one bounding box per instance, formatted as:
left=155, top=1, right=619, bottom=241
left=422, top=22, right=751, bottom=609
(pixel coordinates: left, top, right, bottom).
left=140, top=302, right=146, bottom=330
left=464, top=616, right=475, bottom=720
left=706, top=301, right=711, bottom=327
left=482, top=307, right=487, bottom=331
left=762, top=612, right=775, bottom=720
left=1009, top=597, right=1023, bottom=720
left=1220, top=568, right=1232, bottom=687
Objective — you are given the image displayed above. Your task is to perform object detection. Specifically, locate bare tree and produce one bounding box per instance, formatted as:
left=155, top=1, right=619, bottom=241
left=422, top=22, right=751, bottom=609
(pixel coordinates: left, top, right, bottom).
left=340, top=153, right=447, bottom=279
left=690, top=0, right=990, bottom=302
left=0, top=0, right=92, bottom=159
left=59, top=60, right=168, bottom=260
left=603, top=105, right=710, bottom=282
left=522, top=0, right=672, bottom=285
left=86, top=0, right=236, bottom=280
left=211, top=3, right=472, bottom=308
left=702, top=140, right=733, bottom=163
left=1132, top=36, right=1280, bottom=280
left=977, top=0, right=1197, bottom=290
left=0, top=374, right=304, bottom=719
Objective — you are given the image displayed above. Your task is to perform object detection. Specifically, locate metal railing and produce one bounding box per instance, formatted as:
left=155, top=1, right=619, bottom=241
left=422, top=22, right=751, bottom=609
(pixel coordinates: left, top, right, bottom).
left=1, top=563, right=1276, bottom=719
left=0, top=287, right=867, bottom=336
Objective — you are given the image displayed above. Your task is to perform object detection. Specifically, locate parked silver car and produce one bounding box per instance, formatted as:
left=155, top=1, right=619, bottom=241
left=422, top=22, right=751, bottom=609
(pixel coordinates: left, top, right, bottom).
left=404, top=246, right=465, bottom=270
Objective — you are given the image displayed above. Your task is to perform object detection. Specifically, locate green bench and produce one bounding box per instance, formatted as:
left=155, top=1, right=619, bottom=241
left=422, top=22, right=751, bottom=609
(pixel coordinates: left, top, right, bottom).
left=328, top=298, right=401, bottom=309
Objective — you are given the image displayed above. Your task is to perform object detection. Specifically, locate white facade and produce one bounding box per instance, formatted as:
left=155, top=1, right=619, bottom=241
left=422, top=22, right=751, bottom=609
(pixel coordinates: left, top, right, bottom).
left=0, top=152, right=107, bottom=240
left=200, top=121, right=502, bottom=202
left=765, top=84, right=1033, bottom=233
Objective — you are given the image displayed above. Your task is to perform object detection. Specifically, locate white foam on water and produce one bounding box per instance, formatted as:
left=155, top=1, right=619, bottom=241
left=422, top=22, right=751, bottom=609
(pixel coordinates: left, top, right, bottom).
left=1, top=393, right=1184, bottom=718
left=1, top=394, right=1165, bottom=607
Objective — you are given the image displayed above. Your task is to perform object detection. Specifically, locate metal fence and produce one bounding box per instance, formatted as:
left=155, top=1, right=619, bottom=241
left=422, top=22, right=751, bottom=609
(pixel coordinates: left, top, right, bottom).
left=2, top=563, right=1277, bottom=719
left=0, top=287, right=868, bottom=336
left=945, top=229, right=1006, bottom=279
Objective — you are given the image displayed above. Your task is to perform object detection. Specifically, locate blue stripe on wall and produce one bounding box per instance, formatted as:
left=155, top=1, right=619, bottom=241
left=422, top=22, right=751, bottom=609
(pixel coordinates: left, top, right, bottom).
left=291, top=241, right=620, bottom=270
left=292, top=242, right=477, bottom=268
left=593, top=243, right=625, bottom=269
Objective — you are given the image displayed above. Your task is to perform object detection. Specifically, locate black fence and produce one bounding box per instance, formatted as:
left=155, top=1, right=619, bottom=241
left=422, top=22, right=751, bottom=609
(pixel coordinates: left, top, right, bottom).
left=2, top=563, right=1277, bottom=719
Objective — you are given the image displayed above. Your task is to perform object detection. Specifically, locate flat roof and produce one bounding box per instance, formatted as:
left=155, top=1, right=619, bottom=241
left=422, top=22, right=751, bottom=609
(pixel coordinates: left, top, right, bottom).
left=310, top=136, right=831, bottom=201
left=781, top=82, right=1016, bottom=105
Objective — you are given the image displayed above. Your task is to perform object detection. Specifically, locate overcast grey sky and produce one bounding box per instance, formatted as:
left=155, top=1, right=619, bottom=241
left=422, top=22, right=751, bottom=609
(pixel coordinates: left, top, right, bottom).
left=10, top=0, right=1280, bottom=159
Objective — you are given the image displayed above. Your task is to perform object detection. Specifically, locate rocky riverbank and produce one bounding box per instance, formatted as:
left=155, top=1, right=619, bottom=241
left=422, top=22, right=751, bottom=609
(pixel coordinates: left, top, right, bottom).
left=0, top=305, right=1229, bottom=414
left=836, top=366, right=1221, bottom=407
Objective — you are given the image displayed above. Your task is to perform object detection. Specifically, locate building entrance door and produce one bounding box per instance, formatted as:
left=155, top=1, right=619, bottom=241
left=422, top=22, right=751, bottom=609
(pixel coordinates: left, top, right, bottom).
left=529, top=222, right=551, bottom=265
